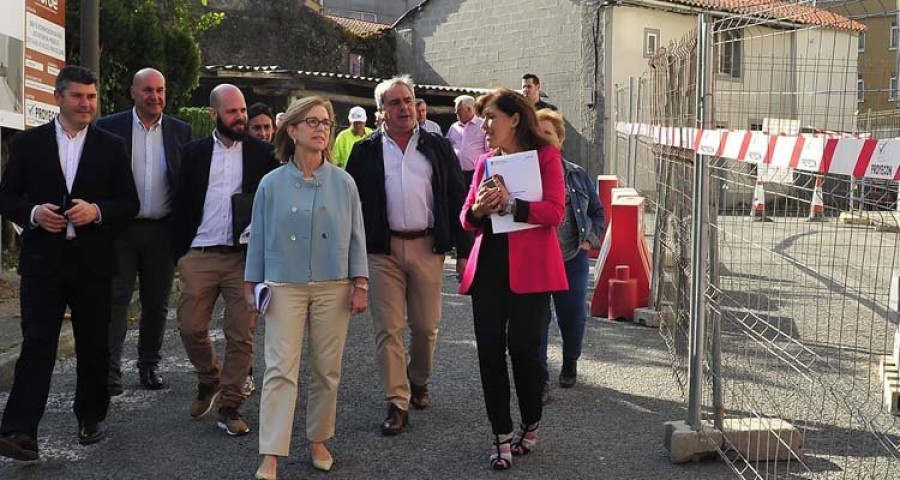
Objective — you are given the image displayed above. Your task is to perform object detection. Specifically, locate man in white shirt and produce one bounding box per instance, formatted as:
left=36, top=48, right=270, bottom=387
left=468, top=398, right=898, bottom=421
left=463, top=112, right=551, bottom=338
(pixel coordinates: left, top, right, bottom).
left=346, top=76, right=473, bottom=436
left=446, top=95, right=489, bottom=188
left=96, top=68, right=192, bottom=395
left=171, top=84, right=278, bottom=437
left=0, top=66, right=139, bottom=459
left=415, top=99, right=443, bottom=135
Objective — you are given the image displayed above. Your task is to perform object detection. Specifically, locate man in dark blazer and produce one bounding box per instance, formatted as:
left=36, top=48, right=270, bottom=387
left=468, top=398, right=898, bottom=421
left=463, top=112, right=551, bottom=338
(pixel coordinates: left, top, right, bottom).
left=0, top=66, right=140, bottom=461
left=96, top=68, right=192, bottom=395
left=171, top=84, right=278, bottom=437
left=345, top=76, right=472, bottom=436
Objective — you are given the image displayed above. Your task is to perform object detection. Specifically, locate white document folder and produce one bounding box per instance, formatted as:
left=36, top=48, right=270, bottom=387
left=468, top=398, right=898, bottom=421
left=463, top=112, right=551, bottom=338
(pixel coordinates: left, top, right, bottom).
left=485, top=150, right=543, bottom=234
left=254, top=283, right=272, bottom=315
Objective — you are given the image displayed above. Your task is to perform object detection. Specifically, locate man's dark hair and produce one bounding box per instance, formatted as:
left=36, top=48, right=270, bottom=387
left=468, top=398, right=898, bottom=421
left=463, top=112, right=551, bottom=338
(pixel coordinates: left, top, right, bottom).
left=248, top=102, right=275, bottom=123
left=55, top=65, right=99, bottom=94
left=522, top=73, right=540, bottom=85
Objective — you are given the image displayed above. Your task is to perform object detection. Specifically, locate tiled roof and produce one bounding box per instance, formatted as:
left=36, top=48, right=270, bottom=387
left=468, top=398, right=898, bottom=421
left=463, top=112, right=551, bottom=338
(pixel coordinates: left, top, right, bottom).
left=396, top=0, right=864, bottom=32
left=652, top=0, right=865, bottom=31
left=202, top=65, right=492, bottom=95
left=326, top=15, right=390, bottom=37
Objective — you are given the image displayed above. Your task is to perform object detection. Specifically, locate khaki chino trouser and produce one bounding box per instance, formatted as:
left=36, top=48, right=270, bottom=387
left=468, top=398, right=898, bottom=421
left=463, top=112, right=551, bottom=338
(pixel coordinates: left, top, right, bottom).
left=368, top=235, right=445, bottom=411
left=177, top=250, right=257, bottom=409
left=259, top=281, right=352, bottom=456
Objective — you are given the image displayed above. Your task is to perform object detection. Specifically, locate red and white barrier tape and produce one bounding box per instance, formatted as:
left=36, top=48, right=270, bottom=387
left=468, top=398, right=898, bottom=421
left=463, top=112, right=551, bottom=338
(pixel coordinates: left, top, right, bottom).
left=614, top=122, right=900, bottom=181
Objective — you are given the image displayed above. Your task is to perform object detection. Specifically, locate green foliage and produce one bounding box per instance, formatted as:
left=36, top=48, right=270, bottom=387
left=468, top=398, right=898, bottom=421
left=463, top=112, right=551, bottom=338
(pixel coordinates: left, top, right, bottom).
left=175, top=107, right=215, bottom=139
left=66, top=0, right=225, bottom=114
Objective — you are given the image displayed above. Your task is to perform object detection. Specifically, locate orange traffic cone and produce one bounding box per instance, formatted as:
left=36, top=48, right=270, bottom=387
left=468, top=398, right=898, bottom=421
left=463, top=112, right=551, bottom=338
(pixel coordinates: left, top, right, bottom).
left=750, top=178, right=773, bottom=222
left=807, top=176, right=827, bottom=222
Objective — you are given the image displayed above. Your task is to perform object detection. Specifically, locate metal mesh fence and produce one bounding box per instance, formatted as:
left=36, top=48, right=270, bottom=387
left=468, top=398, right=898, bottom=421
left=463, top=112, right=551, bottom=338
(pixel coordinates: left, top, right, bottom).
left=613, top=2, right=900, bottom=478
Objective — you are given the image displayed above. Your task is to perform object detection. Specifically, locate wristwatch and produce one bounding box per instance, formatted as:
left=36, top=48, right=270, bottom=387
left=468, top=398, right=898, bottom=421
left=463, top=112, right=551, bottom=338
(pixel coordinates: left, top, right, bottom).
left=499, top=197, right=515, bottom=216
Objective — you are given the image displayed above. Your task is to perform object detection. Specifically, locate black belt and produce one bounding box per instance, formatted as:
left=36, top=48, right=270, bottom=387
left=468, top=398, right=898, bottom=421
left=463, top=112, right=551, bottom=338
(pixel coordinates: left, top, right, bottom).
left=390, top=229, right=431, bottom=240
left=191, top=245, right=242, bottom=254
left=133, top=216, right=169, bottom=224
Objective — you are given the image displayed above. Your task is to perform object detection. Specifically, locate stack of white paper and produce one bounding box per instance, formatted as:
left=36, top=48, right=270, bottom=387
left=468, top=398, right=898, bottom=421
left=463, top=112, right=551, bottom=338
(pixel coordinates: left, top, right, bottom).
left=485, top=150, right=543, bottom=234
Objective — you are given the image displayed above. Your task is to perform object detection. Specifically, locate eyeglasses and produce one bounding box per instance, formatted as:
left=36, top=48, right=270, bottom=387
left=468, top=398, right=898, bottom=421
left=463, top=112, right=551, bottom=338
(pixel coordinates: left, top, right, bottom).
left=298, top=117, right=334, bottom=130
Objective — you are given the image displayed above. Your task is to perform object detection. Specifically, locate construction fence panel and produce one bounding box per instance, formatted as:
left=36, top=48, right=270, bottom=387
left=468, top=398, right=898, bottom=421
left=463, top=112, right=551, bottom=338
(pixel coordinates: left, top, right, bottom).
left=628, top=2, right=900, bottom=478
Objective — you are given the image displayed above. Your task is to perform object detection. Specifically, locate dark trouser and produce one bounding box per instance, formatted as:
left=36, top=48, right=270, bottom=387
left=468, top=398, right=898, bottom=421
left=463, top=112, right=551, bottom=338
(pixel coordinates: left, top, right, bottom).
left=471, top=233, right=550, bottom=435
left=1, top=243, right=112, bottom=437
left=540, top=249, right=590, bottom=381
left=463, top=170, right=475, bottom=191
left=108, top=219, right=175, bottom=384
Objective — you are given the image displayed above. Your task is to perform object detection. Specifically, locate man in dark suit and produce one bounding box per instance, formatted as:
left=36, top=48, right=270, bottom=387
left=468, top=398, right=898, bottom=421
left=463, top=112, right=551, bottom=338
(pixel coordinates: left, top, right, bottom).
left=96, top=68, right=192, bottom=395
left=0, top=66, right=140, bottom=461
left=171, top=84, right=278, bottom=437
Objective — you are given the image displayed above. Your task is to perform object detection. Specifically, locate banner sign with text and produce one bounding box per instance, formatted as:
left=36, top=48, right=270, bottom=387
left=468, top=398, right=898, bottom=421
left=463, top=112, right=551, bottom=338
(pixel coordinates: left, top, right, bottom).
left=25, top=0, right=65, bottom=128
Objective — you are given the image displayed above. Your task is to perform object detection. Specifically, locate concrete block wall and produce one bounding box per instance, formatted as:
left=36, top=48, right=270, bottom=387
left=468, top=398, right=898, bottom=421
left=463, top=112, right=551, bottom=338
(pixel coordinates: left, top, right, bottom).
left=395, top=0, right=605, bottom=176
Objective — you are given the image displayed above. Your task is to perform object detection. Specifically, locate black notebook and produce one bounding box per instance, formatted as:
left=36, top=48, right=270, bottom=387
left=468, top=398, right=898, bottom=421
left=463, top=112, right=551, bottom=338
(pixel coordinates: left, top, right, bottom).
left=231, top=193, right=254, bottom=246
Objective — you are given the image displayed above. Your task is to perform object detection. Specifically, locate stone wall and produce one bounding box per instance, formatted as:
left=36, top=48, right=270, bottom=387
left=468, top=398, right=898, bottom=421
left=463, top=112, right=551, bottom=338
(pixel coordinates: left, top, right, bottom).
left=201, top=0, right=396, bottom=79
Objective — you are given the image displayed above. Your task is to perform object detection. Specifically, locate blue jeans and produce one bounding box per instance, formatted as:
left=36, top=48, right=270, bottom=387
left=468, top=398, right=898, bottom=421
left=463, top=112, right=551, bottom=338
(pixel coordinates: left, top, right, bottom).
left=540, top=249, right=590, bottom=381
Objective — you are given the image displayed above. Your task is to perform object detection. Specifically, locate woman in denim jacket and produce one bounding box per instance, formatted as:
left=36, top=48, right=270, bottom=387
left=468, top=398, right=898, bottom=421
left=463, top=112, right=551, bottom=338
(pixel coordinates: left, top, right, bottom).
left=536, top=109, right=605, bottom=398
left=245, top=97, right=368, bottom=479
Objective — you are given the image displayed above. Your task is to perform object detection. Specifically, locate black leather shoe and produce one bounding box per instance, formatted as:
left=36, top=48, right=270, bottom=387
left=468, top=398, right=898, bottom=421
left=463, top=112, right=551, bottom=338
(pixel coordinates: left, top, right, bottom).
left=0, top=433, right=38, bottom=461
left=108, top=382, right=124, bottom=396
left=380, top=404, right=409, bottom=436
left=409, top=383, right=431, bottom=410
left=78, top=422, right=106, bottom=445
left=559, top=359, right=577, bottom=389
left=139, top=366, right=166, bottom=390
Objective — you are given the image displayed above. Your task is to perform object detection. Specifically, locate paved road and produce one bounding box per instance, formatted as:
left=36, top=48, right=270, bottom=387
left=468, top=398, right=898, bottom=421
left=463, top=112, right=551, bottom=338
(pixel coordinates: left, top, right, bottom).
left=0, top=262, right=735, bottom=479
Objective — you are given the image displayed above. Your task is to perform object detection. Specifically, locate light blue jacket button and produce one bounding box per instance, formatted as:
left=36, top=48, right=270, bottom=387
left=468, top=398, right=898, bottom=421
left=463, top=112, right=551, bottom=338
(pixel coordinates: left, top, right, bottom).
left=291, top=207, right=298, bottom=213
left=290, top=235, right=297, bottom=241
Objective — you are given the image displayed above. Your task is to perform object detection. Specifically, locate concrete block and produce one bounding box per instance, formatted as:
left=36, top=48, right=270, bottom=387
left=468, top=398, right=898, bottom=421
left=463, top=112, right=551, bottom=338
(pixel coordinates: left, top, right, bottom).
left=664, top=420, right=723, bottom=463
left=880, top=356, right=900, bottom=415
left=634, top=307, right=660, bottom=327
left=838, top=211, right=871, bottom=226
left=722, top=417, right=803, bottom=461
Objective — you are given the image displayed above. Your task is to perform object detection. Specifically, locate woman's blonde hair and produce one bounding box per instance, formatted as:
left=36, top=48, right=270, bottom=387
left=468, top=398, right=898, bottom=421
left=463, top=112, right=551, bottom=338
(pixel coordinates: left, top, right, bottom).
left=536, top=108, right=566, bottom=146
left=273, top=96, right=336, bottom=164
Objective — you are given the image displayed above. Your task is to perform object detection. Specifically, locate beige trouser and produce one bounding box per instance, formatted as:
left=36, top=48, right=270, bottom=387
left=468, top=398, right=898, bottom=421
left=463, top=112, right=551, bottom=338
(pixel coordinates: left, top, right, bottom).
left=177, top=250, right=257, bottom=409
left=258, top=281, right=352, bottom=457
left=368, top=235, right=445, bottom=411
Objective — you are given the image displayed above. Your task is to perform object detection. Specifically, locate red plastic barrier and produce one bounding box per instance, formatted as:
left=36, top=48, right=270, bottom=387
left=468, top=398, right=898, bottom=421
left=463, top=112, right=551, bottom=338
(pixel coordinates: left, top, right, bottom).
left=589, top=175, right=621, bottom=259
left=610, top=188, right=653, bottom=266
left=607, top=265, right=637, bottom=320
left=590, top=196, right=652, bottom=317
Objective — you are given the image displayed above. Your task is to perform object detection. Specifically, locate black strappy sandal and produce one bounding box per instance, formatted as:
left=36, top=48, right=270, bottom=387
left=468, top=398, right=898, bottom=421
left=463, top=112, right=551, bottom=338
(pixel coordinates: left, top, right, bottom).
left=490, top=433, right=513, bottom=470
left=511, top=422, right=540, bottom=456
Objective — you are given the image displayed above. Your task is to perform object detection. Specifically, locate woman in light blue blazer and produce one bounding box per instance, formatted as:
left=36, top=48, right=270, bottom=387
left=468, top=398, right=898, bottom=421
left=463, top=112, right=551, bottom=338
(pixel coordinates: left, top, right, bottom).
left=245, top=96, right=368, bottom=479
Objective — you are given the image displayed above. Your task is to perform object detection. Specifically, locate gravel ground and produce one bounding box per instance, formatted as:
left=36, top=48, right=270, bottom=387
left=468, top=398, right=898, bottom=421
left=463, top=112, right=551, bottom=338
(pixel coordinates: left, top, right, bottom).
left=0, top=261, right=736, bottom=480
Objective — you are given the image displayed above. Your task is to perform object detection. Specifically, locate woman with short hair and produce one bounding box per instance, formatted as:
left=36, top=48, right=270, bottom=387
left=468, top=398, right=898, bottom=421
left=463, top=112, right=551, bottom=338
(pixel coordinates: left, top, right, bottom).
left=535, top=108, right=604, bottom=398
left=245, top=96, right=368, bottom=479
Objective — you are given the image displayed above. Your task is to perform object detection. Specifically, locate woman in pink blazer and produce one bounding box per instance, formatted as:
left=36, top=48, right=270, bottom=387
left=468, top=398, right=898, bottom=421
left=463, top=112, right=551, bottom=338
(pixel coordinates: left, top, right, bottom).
left=458, top=88, right=567, bottom=470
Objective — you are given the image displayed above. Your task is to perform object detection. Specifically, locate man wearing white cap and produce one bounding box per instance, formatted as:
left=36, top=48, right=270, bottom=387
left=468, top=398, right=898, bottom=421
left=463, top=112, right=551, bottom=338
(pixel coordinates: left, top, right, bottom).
left=333, top=106, right=373, bottom=168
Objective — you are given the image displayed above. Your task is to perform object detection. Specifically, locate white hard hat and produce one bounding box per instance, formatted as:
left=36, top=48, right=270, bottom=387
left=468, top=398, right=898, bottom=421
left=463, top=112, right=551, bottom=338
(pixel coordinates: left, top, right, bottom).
left=348, top=106, right=367, bottom=123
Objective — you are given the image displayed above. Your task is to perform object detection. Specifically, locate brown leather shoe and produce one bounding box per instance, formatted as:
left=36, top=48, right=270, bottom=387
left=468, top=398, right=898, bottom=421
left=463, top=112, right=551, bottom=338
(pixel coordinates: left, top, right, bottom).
left=380, top=404, right=409, bottom=436
left=410, top=383, right=430, bottom=410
